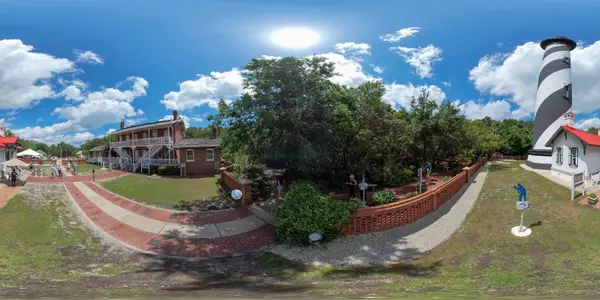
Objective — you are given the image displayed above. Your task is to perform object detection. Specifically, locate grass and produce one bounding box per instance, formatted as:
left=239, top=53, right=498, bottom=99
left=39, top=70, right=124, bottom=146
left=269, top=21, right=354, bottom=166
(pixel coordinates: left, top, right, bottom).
left=72, top=163, right=105, bottom=175
left=260, top=162, right=600, bottom=297
left=0, top=194, right=125, bottom=284
left=101, top=174, right=221, bottom=207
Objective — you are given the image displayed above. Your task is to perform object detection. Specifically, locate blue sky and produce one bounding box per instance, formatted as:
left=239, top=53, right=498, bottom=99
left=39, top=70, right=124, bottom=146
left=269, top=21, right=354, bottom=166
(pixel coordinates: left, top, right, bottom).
left=2, top=0, right=600, bottom=145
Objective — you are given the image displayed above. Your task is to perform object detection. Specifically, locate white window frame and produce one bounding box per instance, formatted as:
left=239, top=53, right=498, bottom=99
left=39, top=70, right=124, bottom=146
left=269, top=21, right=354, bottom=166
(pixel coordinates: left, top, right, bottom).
left=206, top=148, right=214, bottom=162
left=569, top=147, right=578, bottom=167
left=152, top=130, right=158, bottom=137
left=556, top=147, right=563, bottom=165
left=186, top=149, right=195, bottom=162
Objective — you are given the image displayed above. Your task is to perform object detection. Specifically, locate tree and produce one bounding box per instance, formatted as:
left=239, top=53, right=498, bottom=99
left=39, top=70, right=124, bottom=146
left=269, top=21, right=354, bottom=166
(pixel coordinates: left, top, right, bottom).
left=588, top=127, right=599, bottom=135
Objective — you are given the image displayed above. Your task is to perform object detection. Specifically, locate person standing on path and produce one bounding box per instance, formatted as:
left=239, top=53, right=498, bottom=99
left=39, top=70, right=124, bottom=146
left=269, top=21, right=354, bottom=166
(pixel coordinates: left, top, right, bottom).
left=346, top=174, right=358, bottom=200
left=51, top=165, right=57, bottom=179
left=73, top=162, right=78, bottom=175
left=57, top=164, right=63, bottom=177
left=29, top=161, right=34, bottom=170
left=67, top=161, right=71, bottom=172
left=10, top=168, right=17, bottom=187
left=275, top=177, right=283, bottom=200
left=426, top=161, right=432, bottom=178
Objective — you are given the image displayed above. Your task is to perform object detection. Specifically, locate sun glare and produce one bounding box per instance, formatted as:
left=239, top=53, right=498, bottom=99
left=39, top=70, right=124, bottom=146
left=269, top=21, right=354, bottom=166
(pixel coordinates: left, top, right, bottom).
left=269, top=27, right=320, bottom=49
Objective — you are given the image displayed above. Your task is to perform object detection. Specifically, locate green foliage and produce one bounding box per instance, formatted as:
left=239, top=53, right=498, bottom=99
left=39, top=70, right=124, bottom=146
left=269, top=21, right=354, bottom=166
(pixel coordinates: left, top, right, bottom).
left=157, top=166, right=180, bottom=176
left=372, top=191, right=396, bottom=206
left=444, top=176, right=450, bottom=181
left=588, top=128, right=599, bottom=135
left=275, top=182, right=360, bottom=246
left=589, top=193, right=597, bottom=198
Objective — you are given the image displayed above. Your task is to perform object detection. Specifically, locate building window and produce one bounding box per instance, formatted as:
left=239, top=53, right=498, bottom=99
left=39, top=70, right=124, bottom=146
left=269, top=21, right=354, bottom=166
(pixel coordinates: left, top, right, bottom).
left=206, top=149, right=214, bottom=161
left=152, top=130, right=158, bottom=137
left=556, top=147, right=563, bottom=165
left=142, top=132, right=147, bottom=138
left=563, top=56, right=571, bottom=65
left=186, top=149, right=194, bottom=162
left=564, top=85, right=570, bottom=100
left=569, top=147, right=578, bottom=167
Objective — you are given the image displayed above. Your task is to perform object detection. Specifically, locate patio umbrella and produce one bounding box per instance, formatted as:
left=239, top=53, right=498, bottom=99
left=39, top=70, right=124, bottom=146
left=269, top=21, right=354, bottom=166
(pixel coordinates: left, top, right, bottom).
left=4, top=158, right=28, bottom=168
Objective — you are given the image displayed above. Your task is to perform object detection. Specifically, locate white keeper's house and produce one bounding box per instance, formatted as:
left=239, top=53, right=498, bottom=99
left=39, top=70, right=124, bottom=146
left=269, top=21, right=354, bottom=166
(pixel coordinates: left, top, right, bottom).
left=545, top=113, right=600, bottom=184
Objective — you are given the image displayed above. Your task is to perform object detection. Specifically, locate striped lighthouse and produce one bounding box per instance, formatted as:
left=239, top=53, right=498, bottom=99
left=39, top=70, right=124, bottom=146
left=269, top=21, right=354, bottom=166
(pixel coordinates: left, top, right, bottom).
left=526, top=36, right=577, bottom=170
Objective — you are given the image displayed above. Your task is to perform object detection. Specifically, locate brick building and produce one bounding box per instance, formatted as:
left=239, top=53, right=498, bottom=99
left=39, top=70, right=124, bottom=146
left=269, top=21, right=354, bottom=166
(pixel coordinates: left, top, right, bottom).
left=175, top=138, right=222, bottom=176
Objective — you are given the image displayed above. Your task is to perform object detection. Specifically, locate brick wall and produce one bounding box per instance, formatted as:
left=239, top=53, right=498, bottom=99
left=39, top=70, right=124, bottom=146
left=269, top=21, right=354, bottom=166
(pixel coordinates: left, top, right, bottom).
left=180, top=147, right=221, bottom=176
left=340, top=157, right=487, bottom=235
left=221, top=170, right=253, bottom=206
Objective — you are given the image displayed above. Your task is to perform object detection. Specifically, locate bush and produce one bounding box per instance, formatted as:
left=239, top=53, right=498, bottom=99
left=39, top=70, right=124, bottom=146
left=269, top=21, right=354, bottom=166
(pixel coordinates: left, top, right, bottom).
left=157, top=166, right=180, bottom=176
left=372, top=191, right=395, bottom=205
left=373, top=166, right=414, bottom=186
left=590, top=193, right=597, bottom=198
left=276, top=182, right=361, bottom=246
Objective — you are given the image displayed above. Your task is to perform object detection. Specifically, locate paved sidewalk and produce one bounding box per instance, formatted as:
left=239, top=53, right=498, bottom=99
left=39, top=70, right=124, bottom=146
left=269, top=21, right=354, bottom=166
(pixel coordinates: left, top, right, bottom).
left=82, top=181, right=252, bottom=224
left=64, top=182, right=275, bottom=257
left=26, top=170, right=127, bottom=183
left=0, top=185, right=20, bottom=209
left=270, top=163, right=490, bottom=266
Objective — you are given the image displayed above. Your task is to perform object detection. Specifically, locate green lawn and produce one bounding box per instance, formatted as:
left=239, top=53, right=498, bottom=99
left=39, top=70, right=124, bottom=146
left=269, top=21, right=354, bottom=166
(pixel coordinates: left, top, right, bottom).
left=260, top=162, right=600, bottom=298
left=72, top=163, right=105, bottom=175
left=101, top=174, right=221, bottom=207
left=0, top=195, right=126, bottom=285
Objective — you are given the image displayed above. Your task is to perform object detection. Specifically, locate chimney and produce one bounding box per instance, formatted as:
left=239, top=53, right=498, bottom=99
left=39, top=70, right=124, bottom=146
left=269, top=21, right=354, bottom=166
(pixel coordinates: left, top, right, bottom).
left=173, top=110, right=178, bottom=120
left=563, top=112, right=575, bottom=126
left=120, top=121, right=125, bottom=129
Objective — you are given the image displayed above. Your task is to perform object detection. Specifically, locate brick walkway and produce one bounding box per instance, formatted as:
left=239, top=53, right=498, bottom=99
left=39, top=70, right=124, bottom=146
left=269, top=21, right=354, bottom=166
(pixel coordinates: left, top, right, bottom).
left=65, top=182, right=275, bottom=257
left=26, top=170, right=127, bottom=183
left=0, top=185, right=20, bottom=209
left=82, top=181, right=252, bottom=225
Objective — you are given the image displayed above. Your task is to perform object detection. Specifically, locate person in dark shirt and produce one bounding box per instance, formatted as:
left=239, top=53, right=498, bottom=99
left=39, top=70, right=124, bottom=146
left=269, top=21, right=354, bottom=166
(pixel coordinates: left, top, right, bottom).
left=346, top=174, right=357, bottom=199
left=10, top=168, right=18, bottom=187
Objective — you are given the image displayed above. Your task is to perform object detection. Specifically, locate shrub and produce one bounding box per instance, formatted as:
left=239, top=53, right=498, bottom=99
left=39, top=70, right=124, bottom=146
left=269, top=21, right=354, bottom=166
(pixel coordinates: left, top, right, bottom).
left=372, top=191, right=395, bottom=206
left=444, top=176, right=450, bottom=181
left=276, top=182, right=360, bottom=246
left=157, top=166, right=180, bottom=176
left=590, top=193, right=597, bottom=198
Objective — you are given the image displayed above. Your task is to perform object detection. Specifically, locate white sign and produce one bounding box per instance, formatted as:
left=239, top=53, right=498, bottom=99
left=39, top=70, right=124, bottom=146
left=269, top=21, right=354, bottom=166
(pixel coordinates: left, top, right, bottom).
left=358, top=182, right=369, bottom=190
left=572, top=172, right=585, bottom=201
left=231, top=189, right=243, bottom=200
left=516, top=201, right=530, bottom=210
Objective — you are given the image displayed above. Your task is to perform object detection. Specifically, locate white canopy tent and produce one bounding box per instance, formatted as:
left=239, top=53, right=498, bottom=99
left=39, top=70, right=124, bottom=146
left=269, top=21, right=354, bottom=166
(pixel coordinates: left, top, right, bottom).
left=16, top=149, right=41, bottom=158
left=4, top=158, right=28, bottom=168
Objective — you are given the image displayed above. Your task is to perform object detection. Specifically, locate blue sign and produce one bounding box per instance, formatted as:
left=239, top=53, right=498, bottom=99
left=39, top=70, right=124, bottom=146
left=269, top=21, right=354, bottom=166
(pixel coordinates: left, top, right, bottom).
left=141, top=160, right=149, bottom=169
left=513, top=183, right=527, bottom=202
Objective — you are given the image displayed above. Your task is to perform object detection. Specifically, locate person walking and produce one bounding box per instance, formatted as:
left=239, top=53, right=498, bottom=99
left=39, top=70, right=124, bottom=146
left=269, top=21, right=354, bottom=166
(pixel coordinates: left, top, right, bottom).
left=10, top=168, right=18, bottom=187
left=425, top=160, right=432, bottom=178
left=57, top=164, right=63, bottom=177
left=29, top=161, right=34, bottom=170
left=51, top=165, right=57, bottom=179
left=346, top=174, right=358, bottom=200
left=73, top=162, right=78, bottom=175
left=67, top=161, right=71, bottom=172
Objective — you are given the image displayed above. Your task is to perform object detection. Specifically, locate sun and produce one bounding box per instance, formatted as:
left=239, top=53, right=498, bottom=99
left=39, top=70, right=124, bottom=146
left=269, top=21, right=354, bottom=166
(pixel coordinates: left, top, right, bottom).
left=269, top=27, right=320, bottom=49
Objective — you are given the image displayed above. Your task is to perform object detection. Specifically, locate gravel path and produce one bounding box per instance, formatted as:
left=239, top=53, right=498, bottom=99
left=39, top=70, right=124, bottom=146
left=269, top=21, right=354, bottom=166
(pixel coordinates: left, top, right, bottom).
left=269, top=163, right=490, bottom=266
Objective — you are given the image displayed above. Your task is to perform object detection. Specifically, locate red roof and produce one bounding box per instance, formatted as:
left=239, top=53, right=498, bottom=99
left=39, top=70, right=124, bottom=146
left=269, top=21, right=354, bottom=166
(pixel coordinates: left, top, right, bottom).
left=16, top=146, right=22, bottom=150
left=0, top=136, right=19, bottom=145
left=562, top=125, right=600, bottom=146
left=0, top=143, right=5, bottom=148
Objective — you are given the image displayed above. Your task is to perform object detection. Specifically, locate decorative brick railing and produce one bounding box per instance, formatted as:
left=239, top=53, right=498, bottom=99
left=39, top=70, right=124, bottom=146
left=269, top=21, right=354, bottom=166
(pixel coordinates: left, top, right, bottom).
left=221, top=170, right=253, bottom=206
left=340, top=157, right=487, bottom=235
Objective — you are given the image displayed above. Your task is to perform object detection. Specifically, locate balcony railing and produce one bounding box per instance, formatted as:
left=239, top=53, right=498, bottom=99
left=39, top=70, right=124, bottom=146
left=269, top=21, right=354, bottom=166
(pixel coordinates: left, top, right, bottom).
left=110, top=136, right=173, bottom=148
left=139, top=158, right=181, bottom=167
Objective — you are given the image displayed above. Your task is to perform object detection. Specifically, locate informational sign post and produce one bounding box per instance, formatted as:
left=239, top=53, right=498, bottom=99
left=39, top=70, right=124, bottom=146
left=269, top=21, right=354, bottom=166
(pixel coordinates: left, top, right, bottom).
left=511, top=183, right=532, bottom=237
left=359, top=172, right=368, bottom=203
left=572, top=172, right=585, bottom=201
left=418, top=168, right=423, bottom=194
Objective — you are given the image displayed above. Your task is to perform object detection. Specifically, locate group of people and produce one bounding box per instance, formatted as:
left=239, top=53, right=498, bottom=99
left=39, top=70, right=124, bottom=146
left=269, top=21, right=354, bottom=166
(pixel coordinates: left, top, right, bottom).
left=48, top=161, right=79, bottom=178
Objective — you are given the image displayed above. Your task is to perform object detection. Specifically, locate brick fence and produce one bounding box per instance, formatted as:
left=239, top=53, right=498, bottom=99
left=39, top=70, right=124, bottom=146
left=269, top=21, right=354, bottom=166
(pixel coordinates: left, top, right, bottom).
left=221, top=170, right=253, bottom=206
left=340, top=157, right=487, bottom=235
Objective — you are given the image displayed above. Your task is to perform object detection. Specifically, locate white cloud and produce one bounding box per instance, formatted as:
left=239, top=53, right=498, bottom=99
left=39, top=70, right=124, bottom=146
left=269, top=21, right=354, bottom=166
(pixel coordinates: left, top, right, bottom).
left=161, top=69, right=245, bottom=111
left=383, top=83, right=446, bottom=109
left=453, top=99, right=515, bottom=120
left=390, top=45, right=443, bottom=78
left=469, top=40, right=600, bottom=118
left=0, top=39, right=74, bottom=109
left=161, top=114, right=190, bottom=128
left=191, top=116, right=204, bottom=123
left=12, top=76, right=148, bottom=145
left=0, top=118, right=11, bottom=127
left=334, top=42, right=371, bottom=56
left=125, top=117, right=147, bottom=126
left=36, top=118, right=43, bottom=123
left=576, top=117, right=600, bottom=130
left=370, top=64, right=384, bottom=74
left=312, top=53, right=377, bottom=88
left=74, top=49, right=104, bottom=64
left=106, top=128, right=116, bottom=135
left=379, top=27, right=420, bottom=43
left=442, top=81, right=451, bottom=87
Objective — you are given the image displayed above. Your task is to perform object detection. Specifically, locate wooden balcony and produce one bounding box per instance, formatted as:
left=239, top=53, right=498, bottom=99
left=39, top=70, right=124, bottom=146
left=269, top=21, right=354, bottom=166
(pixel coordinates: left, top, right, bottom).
left=110, top=137, right=173, bottom=148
